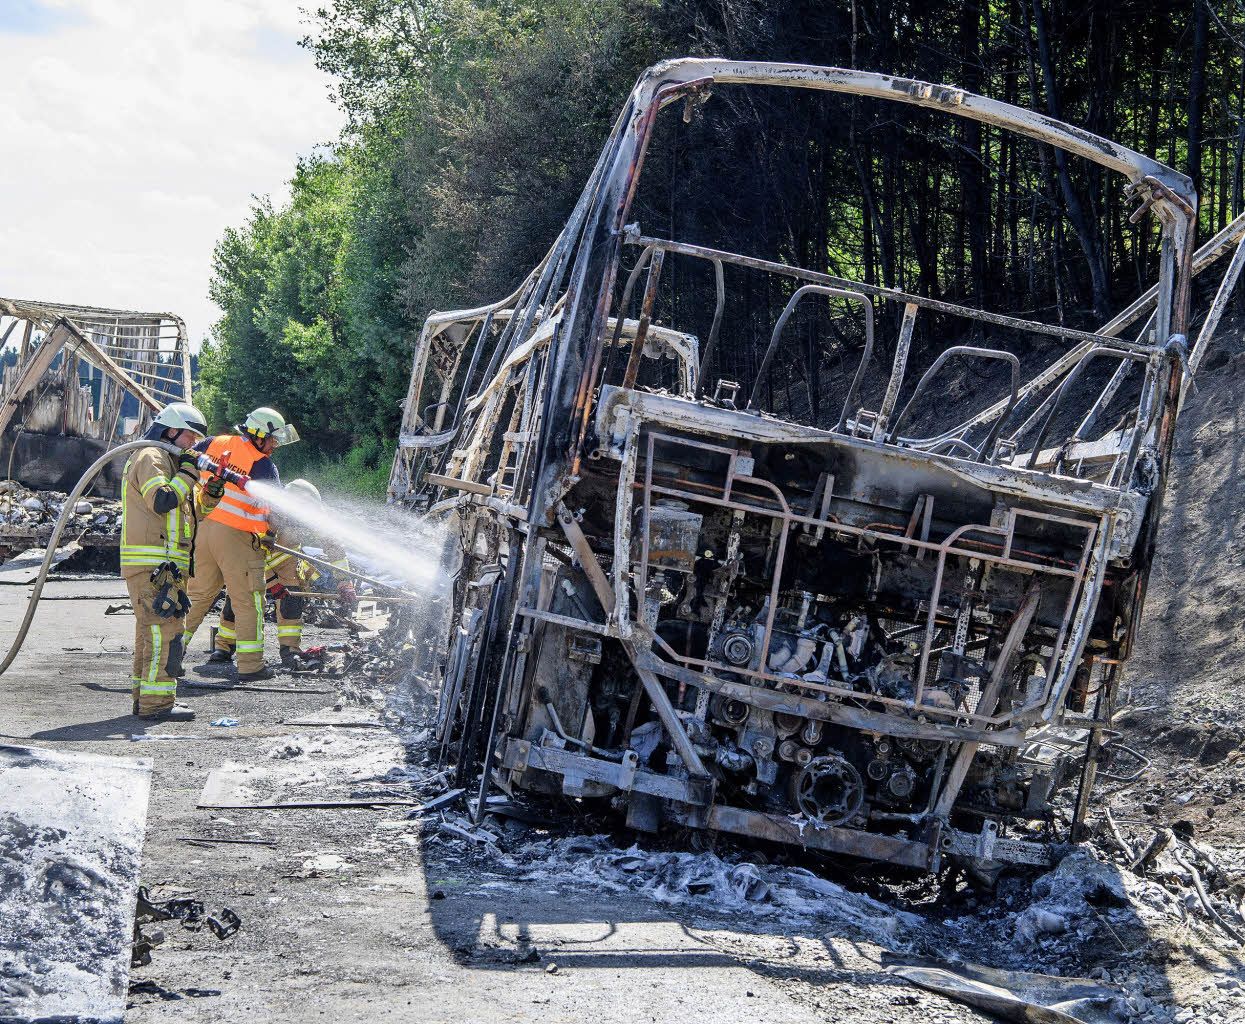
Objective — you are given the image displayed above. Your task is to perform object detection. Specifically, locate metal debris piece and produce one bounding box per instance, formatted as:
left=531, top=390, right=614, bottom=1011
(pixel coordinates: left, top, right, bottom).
left=439, top=814, right=501, bottom=846
left=405, top=788, right=466, bottom=818
left=175, top=836, right=275, bottom=847
left=886, top=960, right=1115, bottom=1024
left=206, top=909, right=241, bottom=940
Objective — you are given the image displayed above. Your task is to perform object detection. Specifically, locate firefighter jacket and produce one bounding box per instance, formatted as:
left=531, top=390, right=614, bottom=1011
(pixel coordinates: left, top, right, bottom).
left=194, top=434, right=276, bottom=534
left=121, top=447, right=220, bottom=581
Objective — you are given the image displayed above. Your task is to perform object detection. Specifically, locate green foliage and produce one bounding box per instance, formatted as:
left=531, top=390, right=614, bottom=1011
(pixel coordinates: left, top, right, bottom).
left=203, top=0, right=1245, bottom=463
left=275, top=437, right=396, bottom=499
left=203, top=0, right=674, bottom=461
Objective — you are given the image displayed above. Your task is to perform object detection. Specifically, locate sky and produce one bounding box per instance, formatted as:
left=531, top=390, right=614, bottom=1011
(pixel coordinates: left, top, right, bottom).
left=0, top=0, right=345, bottom=350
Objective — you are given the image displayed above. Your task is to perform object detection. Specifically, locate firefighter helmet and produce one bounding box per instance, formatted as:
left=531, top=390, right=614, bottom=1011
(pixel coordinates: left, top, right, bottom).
left=239, top=406, right=299, bottom=446
left=152, top=402, right=208, bottom=439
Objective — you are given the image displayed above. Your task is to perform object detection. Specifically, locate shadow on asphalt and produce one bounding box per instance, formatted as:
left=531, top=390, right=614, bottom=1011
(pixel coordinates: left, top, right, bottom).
left=22, top=713, right=143, bottom=742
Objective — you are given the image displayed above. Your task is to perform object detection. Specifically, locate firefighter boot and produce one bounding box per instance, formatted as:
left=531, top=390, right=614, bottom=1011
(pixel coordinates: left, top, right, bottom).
left=140, top=703, right=196, bottom=722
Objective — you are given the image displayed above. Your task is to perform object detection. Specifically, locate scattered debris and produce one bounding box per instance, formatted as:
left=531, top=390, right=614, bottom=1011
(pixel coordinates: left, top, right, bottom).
left=132, top=887, right=241, bottom=963
left=0, top=488, right=120, bottom=530
left=210, top=718, right=240, bottom=728
left=207, top=909, right=241, bottom=940
left=405, top=788, right=465, bottom=818
left=886, top=960, right=1119, bottom=1024
left=474, top=833, right=924, bottom=944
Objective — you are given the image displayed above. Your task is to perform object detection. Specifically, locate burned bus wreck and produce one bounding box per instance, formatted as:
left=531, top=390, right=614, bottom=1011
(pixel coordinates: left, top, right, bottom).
left=389, top=60, right=1208, bottom=873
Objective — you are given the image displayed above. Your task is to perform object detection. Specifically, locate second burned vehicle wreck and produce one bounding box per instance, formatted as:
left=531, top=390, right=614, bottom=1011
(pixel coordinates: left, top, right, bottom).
left=389, top=60, right=1225, bottom=874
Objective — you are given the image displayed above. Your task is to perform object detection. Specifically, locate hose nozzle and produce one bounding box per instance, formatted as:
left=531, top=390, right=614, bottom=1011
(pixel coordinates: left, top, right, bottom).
left=196, top=451, right=251, bottom=489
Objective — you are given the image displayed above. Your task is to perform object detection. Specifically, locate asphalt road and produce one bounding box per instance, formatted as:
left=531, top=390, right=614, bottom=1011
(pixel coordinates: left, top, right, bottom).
left=0, top=571, right=989, bottom=1024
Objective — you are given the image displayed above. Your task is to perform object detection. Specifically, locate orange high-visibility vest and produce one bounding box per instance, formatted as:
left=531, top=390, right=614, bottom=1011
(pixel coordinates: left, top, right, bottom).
left=199, top=435, right=270, bottom=534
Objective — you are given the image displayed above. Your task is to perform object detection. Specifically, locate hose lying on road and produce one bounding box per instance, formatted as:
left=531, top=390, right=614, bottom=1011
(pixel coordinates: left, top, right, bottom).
left=0, top=439, right=184, bottom=677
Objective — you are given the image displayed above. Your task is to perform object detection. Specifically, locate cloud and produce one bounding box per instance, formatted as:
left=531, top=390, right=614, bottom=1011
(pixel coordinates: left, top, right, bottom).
left=0, top=0, right=344, bottom=351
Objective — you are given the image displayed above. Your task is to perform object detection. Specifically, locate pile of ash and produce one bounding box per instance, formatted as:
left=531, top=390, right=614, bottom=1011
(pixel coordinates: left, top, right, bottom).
left=0, top=483, right=120, bottom=537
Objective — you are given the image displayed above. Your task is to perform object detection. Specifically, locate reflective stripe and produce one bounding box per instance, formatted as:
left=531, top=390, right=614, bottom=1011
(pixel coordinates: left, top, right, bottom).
left=276, top=627, right=302, bottom=637
left=217, top=624, right=236, bottom=640
left=148, top=625, right=161, bottom=684
left=139, top=681, right=177, bottom=695
left=140, top=475, right=170, bottom=497
left=121, top=550, right=189, bottom=567
left=235, top=641, right=264, bottom=653
left=165, top=505, right=179, bottom=565
left=168, top=475, right=192, bottom=501
left=266, top=552, right=291, bottom=570
left=217, top=494, right=269, bottom=522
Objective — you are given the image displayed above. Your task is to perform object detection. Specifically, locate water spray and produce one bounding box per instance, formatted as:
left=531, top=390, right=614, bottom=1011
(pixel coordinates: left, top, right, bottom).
left=245, top=479, right=442, bottom=589
left=268, top=541, right=417, bottom=597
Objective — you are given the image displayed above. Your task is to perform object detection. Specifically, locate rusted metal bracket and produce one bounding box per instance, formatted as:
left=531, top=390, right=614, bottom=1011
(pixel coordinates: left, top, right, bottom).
left=554, top=500, right=710, bottom=779
left=502, top=738, right=713, bottom=805
left=932, top=587, right=1041, bottom=819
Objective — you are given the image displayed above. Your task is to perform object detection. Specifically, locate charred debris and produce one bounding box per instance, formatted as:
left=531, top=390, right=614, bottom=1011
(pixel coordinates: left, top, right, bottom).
left=0, top=297, right=193, bottom=564
left=388, top=61, right=1245, bottom=879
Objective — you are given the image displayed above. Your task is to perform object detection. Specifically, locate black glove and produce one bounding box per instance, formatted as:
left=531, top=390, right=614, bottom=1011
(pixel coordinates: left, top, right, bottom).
left=203, top=475, right=225, bottom=499
left=176, top=450, right=200, bottom=476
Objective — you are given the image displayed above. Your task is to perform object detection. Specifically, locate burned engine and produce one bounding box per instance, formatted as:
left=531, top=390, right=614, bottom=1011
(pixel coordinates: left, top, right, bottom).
left=390, top=60, right=1202, bottom=873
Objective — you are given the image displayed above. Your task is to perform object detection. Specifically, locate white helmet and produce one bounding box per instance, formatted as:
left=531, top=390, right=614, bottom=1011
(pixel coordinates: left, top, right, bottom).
left=153, top=402, right=208, bottom=439
left=240, top=406, right=300, bottom=446
left=285, top=478, right=322, bottom=505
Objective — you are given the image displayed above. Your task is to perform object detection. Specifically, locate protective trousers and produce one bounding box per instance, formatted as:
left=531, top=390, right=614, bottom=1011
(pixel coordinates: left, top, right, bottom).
left=270, top=556, right=305, bottom=652
left=184, top=517, right=268, bottom=673
left=125, top=573, right=185, bottom=715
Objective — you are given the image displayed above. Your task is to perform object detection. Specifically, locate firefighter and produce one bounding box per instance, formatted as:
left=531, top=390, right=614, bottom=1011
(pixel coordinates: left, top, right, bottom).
left=120, top=402, right=223, bottom=720
left=260, top=478, right=355, bottom=669
left=182, top=406, right=299, bottom=681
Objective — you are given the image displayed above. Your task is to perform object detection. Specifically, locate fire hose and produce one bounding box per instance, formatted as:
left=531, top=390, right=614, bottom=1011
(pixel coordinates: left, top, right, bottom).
left=0, top=440, right=248, bottom=676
